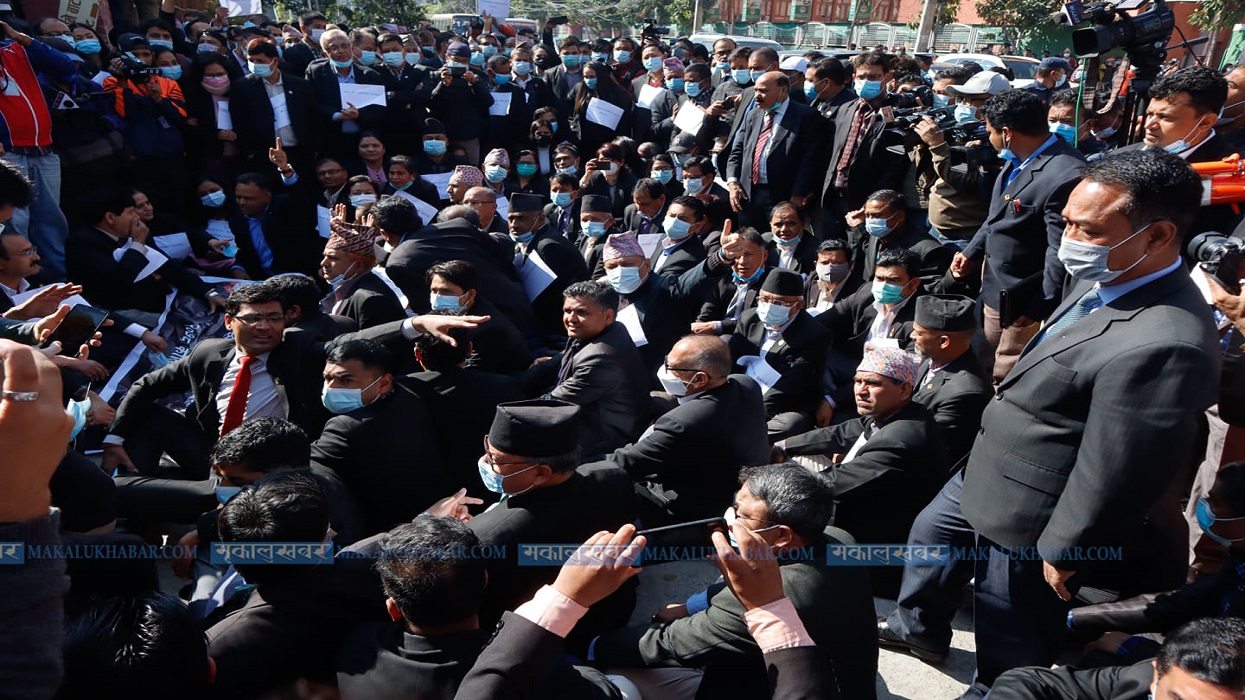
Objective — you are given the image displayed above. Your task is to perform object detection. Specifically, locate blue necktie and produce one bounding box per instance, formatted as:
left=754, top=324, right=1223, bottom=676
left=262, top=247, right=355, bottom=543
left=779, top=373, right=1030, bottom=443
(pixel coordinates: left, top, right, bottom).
left=1036, top=288, right=1102, bottom=346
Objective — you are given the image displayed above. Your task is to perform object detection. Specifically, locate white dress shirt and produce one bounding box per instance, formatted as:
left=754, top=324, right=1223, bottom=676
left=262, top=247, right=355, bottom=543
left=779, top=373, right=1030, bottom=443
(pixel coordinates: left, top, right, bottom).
left=214, top=351, right=285, bottom=433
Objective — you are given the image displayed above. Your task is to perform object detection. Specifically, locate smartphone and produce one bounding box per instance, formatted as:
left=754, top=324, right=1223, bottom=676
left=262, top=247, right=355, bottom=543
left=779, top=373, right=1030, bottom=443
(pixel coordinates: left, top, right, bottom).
left=42, top=306, right=109, bottom=357
left=592, top=160, right=612, bottom=170
left=1204, top=251, right=1243, bottom=294
left=549, top=15, right=569, bottom=25
left=725, top=94, right=740, bottom=107
left=634, top=517, right=728, bottom=565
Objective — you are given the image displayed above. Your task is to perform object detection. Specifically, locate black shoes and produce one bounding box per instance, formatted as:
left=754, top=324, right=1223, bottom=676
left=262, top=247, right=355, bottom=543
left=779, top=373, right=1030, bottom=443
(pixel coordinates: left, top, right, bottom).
left=877, top=617, right=949, bottom=664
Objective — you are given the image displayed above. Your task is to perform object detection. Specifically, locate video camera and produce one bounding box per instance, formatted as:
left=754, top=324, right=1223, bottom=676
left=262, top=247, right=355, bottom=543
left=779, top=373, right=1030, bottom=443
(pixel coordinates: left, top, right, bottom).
left=1069, top=0, right=1173, bottom=58
left=120, top=55, right=161, bottom=84
left=641, top=18, right=670, bottom=39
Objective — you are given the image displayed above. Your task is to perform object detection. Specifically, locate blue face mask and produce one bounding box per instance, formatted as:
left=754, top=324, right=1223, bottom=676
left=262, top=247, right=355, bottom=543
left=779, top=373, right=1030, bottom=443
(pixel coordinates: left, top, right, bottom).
left=614, top=50, right=631, bottom=63
left=667, top=78, right=684, bottom=92
left=954, top=104, right=977, bottom=124
left=591, top=52, right=608, bottom=63
left=933, top=93, right=950, bottom=108
left=215, top=485, right=243, bottom=505
left=556, top=165, right=577, bottom=176
left=664, top=215, right=692, bottom=240
left=359, top=50, right=377, bottom=65
left=872, top=280, right=906, bottom=305
left=732, top=69, right=751, bottom=85
left=513, top=60, right=531, bottom=75
left=584, top=77, right=598, bottom=90
left=716, top=61, right=729, bottom=73
left=430, top=292, right=467, bottom=312
left=470, top=52, right=486, bottom=66
left=424, top=139, right=447, bottom=156
left=1196, top=497, right=1245, bottom=546
left=222, top=241, right=239, bottom=257
left=197, top=42, right=217, bottom=53
left=750, top=69, right=766, bottom=83
left=756, top=301, right=790, bottom=327
left=485, top=165, right=507, bottom=183
left=854, top=78, right=883, bottom=100
left=405, top=52, right=421, bottom=66
left=350, top=194, right=377, bottom=207
left=159, top=65, right=182, bottom=81
left=330, top=57, right=354, bottom=69
left=644, top=56, right=662, bottom=73
left=66, top=396, right=90, bottom=440
left=149, top=39, right=174, bottom=50
left=326, top=261, right=358, bottom=288
left=607, top=265, right=645, bottom=294
left=1161, top=115, right=1212, bottom=155
left=561, top=54, right=579, bottom=69
left=493, top=72, right=511, bottom=85
left=321, top=375, right=381, bottom=415
left=482, top=45, right=498, bottom=58
left=683, top=177, right=705, bottom=195
left=201, top=190, right=226, bottom=208
left=733, top=266, right=764, bottom=284
left=550, top=121, right=559, bottom=133
left=651, top=168, right=673, bottom=184
left=583, top=220, right=608, bottom=238
left=77, top=38, right=101, bottom=55
left=775, top=234, right=800, bottom=248
left=248, top=60, right=273, bottom=78
left=865, top=215, right=894, bottom=238
left=553, top=191, right=573, bottom=208
left=382, top=51, right=404, bottom=67
left=477, top=456, right=539, bottom=494
left=686, top=81, right=702, bottom=98
left=1049, top=121, right=1078, bottom=144
left=516, top=163, right=537, bottom=177
left=804, top=82, right=818, bottom=101
left=511, top=230, right=535, bottom=244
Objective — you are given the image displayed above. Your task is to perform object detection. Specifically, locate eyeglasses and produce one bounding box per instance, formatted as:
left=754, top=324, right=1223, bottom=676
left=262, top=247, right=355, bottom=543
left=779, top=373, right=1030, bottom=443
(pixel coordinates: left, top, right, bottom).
left=18, top=246, right=37, bottom=258
left=662, top=360, right=699, bottom=374
left=757, top=294, right=799, bottom=307
left=464, top=199, right=494, bottom=206
left=317, top=168, right=345, bottom=176
left=232, top=313, right=286, bottom=326
left=731, top=505, right=781, bottom=532
left=482, top=436, right=536, bottom=474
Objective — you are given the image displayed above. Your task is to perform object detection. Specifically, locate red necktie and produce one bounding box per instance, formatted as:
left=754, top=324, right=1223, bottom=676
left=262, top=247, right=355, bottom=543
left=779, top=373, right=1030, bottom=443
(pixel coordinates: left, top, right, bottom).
left=220, top=355, right=254, bottom=436
left=752, top=111, right=773, bottom=185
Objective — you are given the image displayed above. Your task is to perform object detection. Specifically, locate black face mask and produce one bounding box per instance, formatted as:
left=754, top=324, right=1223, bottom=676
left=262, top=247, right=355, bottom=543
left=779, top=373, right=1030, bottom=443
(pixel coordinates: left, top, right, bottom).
left=534, top=134, right=553, bottom=146
left=535, top=55, right=553, bottom=70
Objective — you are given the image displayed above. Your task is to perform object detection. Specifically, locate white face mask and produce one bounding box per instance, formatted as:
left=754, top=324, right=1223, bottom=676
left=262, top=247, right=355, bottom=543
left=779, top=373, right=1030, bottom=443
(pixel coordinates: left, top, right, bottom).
left=657, top=363, right=693, bottom=396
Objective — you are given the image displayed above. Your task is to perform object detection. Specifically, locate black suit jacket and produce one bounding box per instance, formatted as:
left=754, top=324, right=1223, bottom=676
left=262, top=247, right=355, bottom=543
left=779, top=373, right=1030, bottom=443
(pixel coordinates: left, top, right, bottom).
left=583, top=171, right=640, bottom=220
left=338, top=623, right=487, bottom=700
left=730, top=310, right=831, bottom=420
left=375, top=62, right=433, bottom=154
left=784, top=401, right=948, bottom=546
left=279, top=41, right=322, bottom=76
left=65, top=226, right=210, bottom=314
left=988, top=658, right=1153, bottom=700
left=227, top=180, right=320, bottom=277
left=228, top=72, right=318, bottom=160
left=545, top=199, right=583, bottom=243
left=622, top=201, right=668, bottom=236
left=332, top=270, right=407, bottom=330
left=310, top=382, right=445, bottom=535
left=620, top=254, right=729, bottom=379
left=606, top=375, right=770, bottom=520
left=961, top=270, right=1220, bottom=574
left=764, top=235, right=820, bottom=276
left=726, top=99, right=821, bottom=202
left=404, top=369, right=525, bottom=500
left=630, top=72, right=662, bottom=142
left=913, top=352, right=992, bottom=468
left=856, top=222, right=953, bottom=289
left=698, top=266, right=773, bottom=335
left=652, top=235, right=707, bottom=278
left=458, top=297, right=531, bottom=375
left=821, top=97, right=910, bottom=209
left=520, top=225, right=591, bottom=336
left=305, top=60, right=389, bottom=142
left=816, top=283, right=922, bottom=360
left=109, top=338, right=322, bottom=453
left=962, top=137, right=1085, bottom=318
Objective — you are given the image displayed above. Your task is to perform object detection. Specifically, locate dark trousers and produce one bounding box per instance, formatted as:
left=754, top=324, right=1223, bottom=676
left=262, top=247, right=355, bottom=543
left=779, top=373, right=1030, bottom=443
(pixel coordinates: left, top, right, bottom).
left=114, top=474, right=217, bottom=523
left=886, top=470, right=975, bottom=650
left=123, top=405, right=214, bottom=481
left=741, top=183, right=776, bottom=231
left=815, top=189, right=852, bottom=241
left=51, top=449, right=118, bottom=533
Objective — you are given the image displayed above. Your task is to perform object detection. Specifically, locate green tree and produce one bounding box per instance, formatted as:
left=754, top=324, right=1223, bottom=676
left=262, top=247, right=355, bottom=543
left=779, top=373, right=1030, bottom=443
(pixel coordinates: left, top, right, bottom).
left=336, top=0, right=426, bottom=27
left=976, top=0, right=1059, bottom=37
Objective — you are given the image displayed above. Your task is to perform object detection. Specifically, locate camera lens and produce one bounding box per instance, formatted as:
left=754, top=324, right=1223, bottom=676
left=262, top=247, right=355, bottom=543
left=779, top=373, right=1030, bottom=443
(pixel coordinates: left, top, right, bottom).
left=1188, top=232, right=1241, bottom=263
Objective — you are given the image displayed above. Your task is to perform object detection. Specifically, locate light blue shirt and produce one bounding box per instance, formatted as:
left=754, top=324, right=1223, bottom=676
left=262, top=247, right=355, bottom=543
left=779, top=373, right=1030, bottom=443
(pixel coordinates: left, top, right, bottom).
left=1097, top=257, right=1182, bottom=306
left=245, top=215, right=275, bottom=273
left=1005, top=134, right=1058, bottom=188
left=335, top=66, right=360, bottom=133
left=756, top=98, right=789, bottom=185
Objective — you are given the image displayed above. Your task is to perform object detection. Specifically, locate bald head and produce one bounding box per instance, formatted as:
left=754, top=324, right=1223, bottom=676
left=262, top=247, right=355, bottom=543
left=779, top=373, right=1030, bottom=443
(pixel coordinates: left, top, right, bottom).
left=463, top=186, right=497, bottom=225
left=755, top=72, right=789, bottom=110
left=670, top=335, right=731, bottom=384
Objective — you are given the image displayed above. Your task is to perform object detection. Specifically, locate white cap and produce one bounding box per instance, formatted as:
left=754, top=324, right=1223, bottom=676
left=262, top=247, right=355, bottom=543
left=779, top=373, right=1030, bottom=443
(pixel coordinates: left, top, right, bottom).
left=779, top=55, right=809, bottom=72
left=944, top=71, right=1011, bottom=97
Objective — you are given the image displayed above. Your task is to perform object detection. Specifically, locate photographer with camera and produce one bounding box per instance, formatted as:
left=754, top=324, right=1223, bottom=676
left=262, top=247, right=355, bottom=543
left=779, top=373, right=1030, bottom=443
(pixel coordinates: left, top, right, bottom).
left=102, top=33, right=188, bottom=212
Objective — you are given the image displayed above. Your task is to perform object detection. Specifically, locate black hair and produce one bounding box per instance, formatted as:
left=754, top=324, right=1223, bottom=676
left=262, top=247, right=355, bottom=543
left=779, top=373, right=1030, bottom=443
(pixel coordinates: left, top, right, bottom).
left=217, top=472, right=328, bottom=585
left=1080, top=149, right=1203, bottom=237
left=563, top=280, right=619, bottom=313
left=375, top=518, right=488, bottom=628
left=299, top=11, right=326, bottom=27
left=209, top=416, right=310, bottom=471
left=1156, top=618, right=1245, bottom=690
left=852, top=50, right=890, bottom=72
left=981, top=89, right=1049, bottom=138
left=262, top=273, right=323, bottom=319
left=736, top=226, right=767, bottom=249
left=224, top=281, right=283, bottom=317
left=728, top=46, right=752, bottom=62
left=818, top=238, right=852, bottom=259
left=325, top=338, right=394, bottom=375
left=235, top=171, right=273, bottom=193
left=0, top=159, right=33, bottom=209
left=370, top=196, right=424, bottom=234
left=875, top=247, right=920, bottom=280
left=425, top=259, right=479, bottom=291
left=740, top=463, right=836, bottom=541
left=435, top=205, right=481, bottom=226
left=669, top=195, right=706, bottom=220
left=1149, top=65, right=1229, bottom=115
left=683, top=155, right=715, bottom=177
left=1049, top=88, right=1082, bottom=113
left=752, top=47, right=779, bottom=67
left=811, top=57, right=847, bottom=85
left=245, top=37, right=279, bottom=59
left=191, top=52, right=241, bottom=82
left=933, top=66, right=971, bottom=84
left=867, top=188, right=906, bottom=212
left=414, top=310, right=471, bottom=370
left=631, top=178, right=666, bottom=200
left=61, top=593, right=210, bottom=699
left=686, top=63, right=710, bottom=81
left=551, top=172, right=580, bottom=189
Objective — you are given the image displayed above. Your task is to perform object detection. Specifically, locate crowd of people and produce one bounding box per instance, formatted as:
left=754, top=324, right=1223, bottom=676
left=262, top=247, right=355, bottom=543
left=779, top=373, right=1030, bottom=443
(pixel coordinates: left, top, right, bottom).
left=2, top=6, right=1245, bottom=700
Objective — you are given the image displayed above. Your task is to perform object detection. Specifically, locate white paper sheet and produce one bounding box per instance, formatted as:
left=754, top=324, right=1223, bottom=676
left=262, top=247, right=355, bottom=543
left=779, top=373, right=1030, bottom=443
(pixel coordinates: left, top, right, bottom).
left=738, top=354, right=782, bottom=394
left=673, top=104, right=705, bottom=136
left=488, top=92, right=512, bottom=116
left=636, top=83, right=666, bottom=110
left=495, top=196, right=510, bottom=220
left=135, top=246, right=169, bottom=283
left=8, top=286, right=88, bottom=309
left=585, top=97, right=624, bottom=130
left=315, top=205, right=333, bottom=239
left=391, top=190, right=440, bottom=226
left=153, top=232, right=193, bottom=261
left=270, top=92, right=291, bottom=129
left=476, top=0, right=510, bottom=18
left=215, top=100, right=232, bottom=130
left=422, top=172, right=453, bottom=200
left=637, top=233, right=664, bottom=258
left=339, top=83, right=387, bottom=110
left=518, top=249, right=557, bottom=301
left=616, top=304, right=648, bottom=346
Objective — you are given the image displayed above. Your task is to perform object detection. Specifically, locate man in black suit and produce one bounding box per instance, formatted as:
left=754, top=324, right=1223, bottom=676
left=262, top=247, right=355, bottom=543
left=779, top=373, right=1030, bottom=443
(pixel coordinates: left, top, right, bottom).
left=508, top=193, right=590, bottom=339
left=264, top=273, right=357, bottom=344
left=651, top=196, right=709, bottom=278
left=593, top=464, right=878, bottom=700
left=764, top=201, right=819, bottom=275
left=805, top=238, right=862, bottom=314
left=805, top=56, right=856, bottom=122
left=545, top=172, right=583, bottom=242
left=383, top=202, right=534, bottom=332
left=851, top=189, right=952, bottom=289
left=66, top=189, right=225, bottom=319
left=574, top=194, right=618, bottom=278
left=730, top=269, right=831, bottom=440
left=406, top=323, right=525, bottom=499
left=1119, top=66, right=1240, bottom=245
left=777, top=345, right=947, bottom=594
left=818, top=51, right=911, bottom=240
left=229, top=147, right=320, bottom=278
left=725, top=72, right=821, bottom=229
left=305, top=28, right=389, bottom=159
left=429, top=42, right=493, bottom=165
left=310, top=339, right=444, bottom=535
left=541, top=36, right=586, bottom=117
left=509, top=43, right=553, bottom=116
left=723, top=47, right=781, bottom=145
left=526, top=281, right=646, bottom=455
left=373, top=32, right=433, bottom=157
left=277, top=11, right=326, bottom=76
left=101, top=284, right=323, bottom=479
left=468, top=400, right=637, bottom=651
left=424, top=260, right=530, bottom=375
left=694, top=227, right=772, bottom=336
left=817, top=247, right=926, bottom=362
left=620, top=178, right=668, bottom=237
left=319, top=219, right=406, bottom=330
left=956, top=151, right=1221, bottom=699
left=604, top=335, right=769, bottom=521
left=954, top=88, right=1085, bottom=383
left=630, top=43, right=666, bottom=143
left=230, top=39, right=317, bottom=173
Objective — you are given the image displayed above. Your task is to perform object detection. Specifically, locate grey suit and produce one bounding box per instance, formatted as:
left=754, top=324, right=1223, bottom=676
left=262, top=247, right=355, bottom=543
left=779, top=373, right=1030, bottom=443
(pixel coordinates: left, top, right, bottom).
left=959, top=268, right=1220, bottom=692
